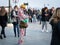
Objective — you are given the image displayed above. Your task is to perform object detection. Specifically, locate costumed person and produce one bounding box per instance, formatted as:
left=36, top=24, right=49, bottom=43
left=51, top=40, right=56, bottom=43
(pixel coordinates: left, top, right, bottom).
left=18, top=4, right=29, bottom=44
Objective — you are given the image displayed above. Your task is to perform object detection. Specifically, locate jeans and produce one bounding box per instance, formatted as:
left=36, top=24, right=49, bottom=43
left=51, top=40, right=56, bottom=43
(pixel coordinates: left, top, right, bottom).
left=13, top=22, right=19, bottom=37
left=1, top=26, right=6, bottom=38
left=42, top=21, right=47, bottom=30
left=39, top=15, right=42, bottom=24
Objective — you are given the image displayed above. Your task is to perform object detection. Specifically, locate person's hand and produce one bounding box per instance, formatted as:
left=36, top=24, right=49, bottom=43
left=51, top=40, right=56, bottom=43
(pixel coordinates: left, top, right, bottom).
left=29, top=16, right=31, bottom=18
left=45, top=14, right=48, bottom=16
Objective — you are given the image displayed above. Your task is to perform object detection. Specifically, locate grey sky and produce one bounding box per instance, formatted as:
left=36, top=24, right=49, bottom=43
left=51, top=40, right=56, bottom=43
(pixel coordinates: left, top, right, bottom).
left=0, top=0, right=60, bottom=9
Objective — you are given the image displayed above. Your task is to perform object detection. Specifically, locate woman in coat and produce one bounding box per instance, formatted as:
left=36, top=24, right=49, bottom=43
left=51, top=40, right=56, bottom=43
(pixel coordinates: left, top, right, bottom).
left=50, top=8, right=60, bottom=45
left=0, top=6, right=8, bottom=39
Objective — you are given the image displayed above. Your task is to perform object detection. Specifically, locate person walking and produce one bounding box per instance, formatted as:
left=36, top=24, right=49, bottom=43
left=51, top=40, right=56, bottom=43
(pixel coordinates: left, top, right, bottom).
left=18, top=4, right=28, bottom=44
left=11, top=5, right=19, bottom=37
left=0, top=6, right=8, bottom=39
left=41, top=7, right=49, bottom=32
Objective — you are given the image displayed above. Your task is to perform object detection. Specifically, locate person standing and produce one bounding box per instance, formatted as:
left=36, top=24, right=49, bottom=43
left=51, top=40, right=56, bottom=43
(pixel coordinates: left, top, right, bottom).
left=50, top=7, right=55, bottom=17
left=28, top=8, right=33, bottom=23
left=0, top=6, right=8, bottom=39
left=11, top=5, right=19, bottom=37
left=50, top=8, right=60, bottom=45
left=41, top=7, right=49, bottom=32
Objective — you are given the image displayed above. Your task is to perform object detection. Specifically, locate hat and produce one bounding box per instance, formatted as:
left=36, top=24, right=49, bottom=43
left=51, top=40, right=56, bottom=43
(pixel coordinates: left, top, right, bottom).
left=20, top=4, right=26, bottom=9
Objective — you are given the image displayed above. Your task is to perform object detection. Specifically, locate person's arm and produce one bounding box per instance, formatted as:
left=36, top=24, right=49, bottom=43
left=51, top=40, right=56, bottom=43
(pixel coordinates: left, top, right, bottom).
left=49, top=19, right=54, bottom=26
left=13, top=11, right=18, bottom=17
left=18, top=9, right=28, bottom=19
left=57, top=21, right=60, bottom=33
left=45, top=12, right=49, bottom=16
left=45, top=14, right=48, bottom=16
left=5, top=13, right=8, bottom=22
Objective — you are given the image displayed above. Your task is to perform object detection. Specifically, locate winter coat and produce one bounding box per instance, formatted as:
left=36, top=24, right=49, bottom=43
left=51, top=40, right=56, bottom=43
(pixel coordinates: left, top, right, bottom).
left=0, top=13, right=8, bottom=27
left=50, top=20, right=60, bottom=45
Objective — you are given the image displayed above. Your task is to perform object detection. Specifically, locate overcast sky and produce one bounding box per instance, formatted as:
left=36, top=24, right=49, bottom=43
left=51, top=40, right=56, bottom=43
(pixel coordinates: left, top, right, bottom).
left=0, top=0, right=60, bottom=9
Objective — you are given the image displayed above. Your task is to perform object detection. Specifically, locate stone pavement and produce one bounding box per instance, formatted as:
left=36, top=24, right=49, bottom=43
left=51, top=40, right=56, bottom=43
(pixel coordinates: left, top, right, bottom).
left=0, top=22, right=52, bottom=45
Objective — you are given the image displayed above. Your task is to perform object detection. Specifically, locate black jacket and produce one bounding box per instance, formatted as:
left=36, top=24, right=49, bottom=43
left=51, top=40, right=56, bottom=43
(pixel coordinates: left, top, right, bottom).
left=50, top=20, right=60, bottom=45
left=0, top=13, right=8, bottom=27
left=41, top=11, right=49, bottom=21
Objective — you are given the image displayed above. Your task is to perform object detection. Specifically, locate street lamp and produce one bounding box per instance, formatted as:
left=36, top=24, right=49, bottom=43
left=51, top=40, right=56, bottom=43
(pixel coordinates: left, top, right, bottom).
left=8, top=0, right=11, bottom=23
left=9, top=0, right=10, bottom=13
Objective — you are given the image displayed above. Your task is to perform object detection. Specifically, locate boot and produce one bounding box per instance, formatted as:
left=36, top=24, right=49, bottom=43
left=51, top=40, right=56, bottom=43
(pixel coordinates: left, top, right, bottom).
left=4, top=35, right=6, bottom=38
left=4, top=34, right=6, bottom=38
left=0, top=35, right=3, bottom=39
left=18, top=34, right=19, bottom=37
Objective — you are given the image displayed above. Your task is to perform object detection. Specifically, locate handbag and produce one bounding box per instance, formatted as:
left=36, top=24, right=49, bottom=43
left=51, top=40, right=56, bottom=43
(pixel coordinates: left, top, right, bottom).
left=20, top=21, right=28, bottom=28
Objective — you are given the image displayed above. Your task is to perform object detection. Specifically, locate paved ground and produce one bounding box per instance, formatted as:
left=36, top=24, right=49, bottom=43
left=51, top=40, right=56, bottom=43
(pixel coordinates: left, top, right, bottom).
left=0, top=22, right=52, bottom=45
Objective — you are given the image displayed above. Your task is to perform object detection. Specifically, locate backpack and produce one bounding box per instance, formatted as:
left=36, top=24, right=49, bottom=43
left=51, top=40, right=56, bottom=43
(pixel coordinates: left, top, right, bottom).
left=11, top=10, right=14, bottom=19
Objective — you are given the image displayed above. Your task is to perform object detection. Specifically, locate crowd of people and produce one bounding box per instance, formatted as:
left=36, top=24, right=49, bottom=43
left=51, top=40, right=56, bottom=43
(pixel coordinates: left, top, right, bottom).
left=0, top=3, right=60, bottom=45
